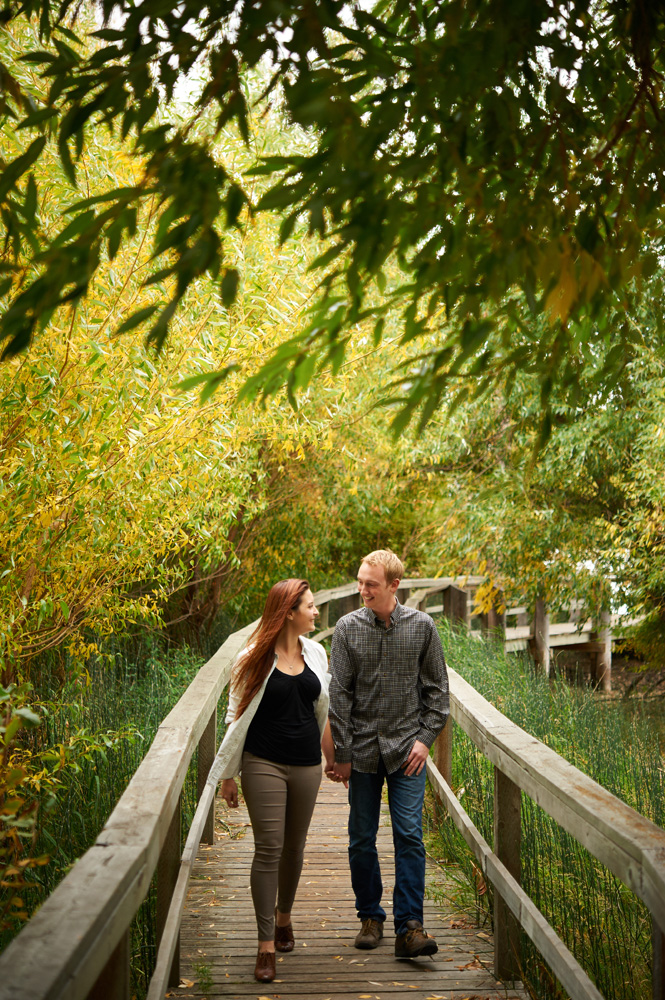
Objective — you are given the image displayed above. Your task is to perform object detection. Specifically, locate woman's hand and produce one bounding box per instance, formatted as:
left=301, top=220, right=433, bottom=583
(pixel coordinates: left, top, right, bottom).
left=220, top=778, right=239, bottom=808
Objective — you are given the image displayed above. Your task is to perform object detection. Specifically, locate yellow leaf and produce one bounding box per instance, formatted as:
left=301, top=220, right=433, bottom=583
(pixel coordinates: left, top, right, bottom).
left=545, top=249, right=576, bottom=325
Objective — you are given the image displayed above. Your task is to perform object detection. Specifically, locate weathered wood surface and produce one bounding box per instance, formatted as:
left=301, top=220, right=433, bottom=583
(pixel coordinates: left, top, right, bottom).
left=427, top=762, right=604, bottom=1000
left=0, top=621, right=258, bottom=1000
left=178, top=776, right=526, bottom=1000
left=447, top=668, right=665, bottom=930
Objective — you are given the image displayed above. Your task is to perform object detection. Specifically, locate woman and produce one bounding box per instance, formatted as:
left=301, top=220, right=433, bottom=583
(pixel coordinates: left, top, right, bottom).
left=207, top=579, right=334, bottom=984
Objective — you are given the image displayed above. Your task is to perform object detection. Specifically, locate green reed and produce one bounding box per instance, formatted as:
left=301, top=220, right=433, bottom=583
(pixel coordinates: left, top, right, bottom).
left=2, top=624, right=231, bottom=997
left=427, top=620, right=664, bottom=1000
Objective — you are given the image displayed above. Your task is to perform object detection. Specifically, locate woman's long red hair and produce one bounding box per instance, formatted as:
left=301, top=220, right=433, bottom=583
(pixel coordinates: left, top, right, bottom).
left=233, top=579, right=310, bottom=719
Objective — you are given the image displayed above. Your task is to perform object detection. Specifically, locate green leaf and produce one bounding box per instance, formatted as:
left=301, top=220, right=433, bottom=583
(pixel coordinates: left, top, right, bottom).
left=0, top=136, right=47, bottom=202
left=14, top=707, right=40, bottom=727
left=221, top=268, right=239, bottom=308
left=116, top=305, right=160, bottom=334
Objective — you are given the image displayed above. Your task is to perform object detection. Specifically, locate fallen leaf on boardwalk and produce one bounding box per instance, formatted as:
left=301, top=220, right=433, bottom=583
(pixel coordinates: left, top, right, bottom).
left=368, top=982, right=383, bottom=986
left=392, top=983, right=404, bottom=987
left=476, top=931, right=490, bottom=940
left=358, top=995, right=372, bottom=998
left=179, top=981, right=195, bottom=989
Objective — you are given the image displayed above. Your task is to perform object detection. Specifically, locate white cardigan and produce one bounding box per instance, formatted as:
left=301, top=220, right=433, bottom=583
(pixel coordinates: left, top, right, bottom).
left=206, top=635, right=330, bottom=786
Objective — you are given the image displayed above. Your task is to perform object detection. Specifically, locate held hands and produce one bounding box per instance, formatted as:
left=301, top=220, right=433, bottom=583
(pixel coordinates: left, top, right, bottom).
left=326, top=760, right=351, bottom=788
left=220, top=778, right=239, bottom=808
left=402, top=739, right=429, bottom=777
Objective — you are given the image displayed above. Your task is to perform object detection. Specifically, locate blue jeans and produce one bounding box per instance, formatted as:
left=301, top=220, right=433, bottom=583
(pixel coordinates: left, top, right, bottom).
left=348, top=759, right=427, bottom=935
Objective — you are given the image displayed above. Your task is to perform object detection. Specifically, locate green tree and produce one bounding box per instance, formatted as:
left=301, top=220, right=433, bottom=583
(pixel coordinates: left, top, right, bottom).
left=2, top=1, right=665, bottom=434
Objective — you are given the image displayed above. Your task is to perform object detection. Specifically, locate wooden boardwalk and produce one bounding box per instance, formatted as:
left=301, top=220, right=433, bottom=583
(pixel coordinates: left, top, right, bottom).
left=178, top=775, right=526, bottom=1000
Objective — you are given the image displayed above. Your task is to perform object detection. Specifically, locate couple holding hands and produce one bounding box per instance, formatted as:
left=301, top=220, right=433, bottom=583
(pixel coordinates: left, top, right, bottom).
left=207, top=549, right=449, bottom=983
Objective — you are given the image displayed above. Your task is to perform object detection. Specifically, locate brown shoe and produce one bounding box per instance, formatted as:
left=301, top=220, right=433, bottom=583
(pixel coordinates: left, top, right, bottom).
left=254, top=950, right=276, bottom=982
left=354, top=918, right=384, bottom=949
left=275, top=920, right=294, bottom=952
left=395, top=920, right=438, bottom=958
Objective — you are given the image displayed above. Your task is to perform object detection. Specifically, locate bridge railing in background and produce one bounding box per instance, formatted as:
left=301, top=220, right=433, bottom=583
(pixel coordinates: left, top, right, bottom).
left=0, top=579, right=661, bottom=1000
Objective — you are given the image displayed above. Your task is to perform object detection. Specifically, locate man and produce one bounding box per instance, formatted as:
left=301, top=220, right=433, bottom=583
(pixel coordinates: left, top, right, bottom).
left=329, top=550, right=449, bottom=959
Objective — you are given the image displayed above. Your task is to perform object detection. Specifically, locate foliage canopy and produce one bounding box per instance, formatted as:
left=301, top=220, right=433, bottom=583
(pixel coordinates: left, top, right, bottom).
left=2, top=1, right=665, bottom=432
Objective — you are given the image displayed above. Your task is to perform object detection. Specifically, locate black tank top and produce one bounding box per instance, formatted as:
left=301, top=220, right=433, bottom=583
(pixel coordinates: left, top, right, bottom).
left=244, top=663, right=322, bottom=766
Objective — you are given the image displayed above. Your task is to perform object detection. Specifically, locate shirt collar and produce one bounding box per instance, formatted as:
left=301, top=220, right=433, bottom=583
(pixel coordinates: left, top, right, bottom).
left=368, top=597, right=402, bottom=628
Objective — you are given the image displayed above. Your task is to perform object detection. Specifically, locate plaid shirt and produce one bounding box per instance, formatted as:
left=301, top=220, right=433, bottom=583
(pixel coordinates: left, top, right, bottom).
left=329, top=600, right=449, bottom=774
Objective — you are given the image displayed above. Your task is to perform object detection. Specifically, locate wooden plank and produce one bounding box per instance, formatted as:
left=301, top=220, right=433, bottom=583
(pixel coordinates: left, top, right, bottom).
left=0, top=844, right=150, bottom=1000
left=434, top=722, right=452, bottom=789
left=87, top=929, right=130, bottom=1000
left=442, top=584, right=469, bottom=626
left=447, top=668, right=665, bottom=928
left=533, top=598, right=550, bottom=674
left=180, top=775, right=527, bottom=1000
left=0, top=623, right=256, bottom=1000
left=0, top=577, right=654, bottom=1000
left=494, top=767, right=521, bottom=981
left=147, top=785, right=216, bottom=1000
left=549, top=621, right=593, bottom=635
left=427, top=760, right=605, bottom=1000
left=594, top=610, right=612, bottom=691
left=156, top=793, right=181, bottom=987
left=505, top=625, right=532, bottom=641
left=311, top=626, right=334, bottom=642
left=198, top=709, right=217, bottom=845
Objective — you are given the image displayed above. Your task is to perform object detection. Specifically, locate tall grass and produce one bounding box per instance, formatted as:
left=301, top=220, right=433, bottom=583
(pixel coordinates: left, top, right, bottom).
left=2, top=621, right=232, bottom=997
left=427, top=620, right=664, bottom=1000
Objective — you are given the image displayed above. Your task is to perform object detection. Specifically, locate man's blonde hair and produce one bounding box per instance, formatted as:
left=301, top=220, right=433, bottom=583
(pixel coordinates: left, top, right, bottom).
left=361, top=549, right=405, bottom=585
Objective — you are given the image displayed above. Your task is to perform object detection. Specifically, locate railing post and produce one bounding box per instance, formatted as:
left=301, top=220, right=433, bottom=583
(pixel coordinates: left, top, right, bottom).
left=654, top=917, right=665, bottom=1000
left=494, top=767, right=522, bottom=982
left=593, top=609, right=612, bottom=692
left=87, top=929, right=130, bottom=1000
left=198, top=709, right=217, bottom=844
left=318, top=601, right=329, bottom=630
left=533, top=597, right=550, bottom=676
left=157, top=795, right=181, bottom=988
left=443, top=584, right=469, bottom=626
left=434, top=721, right=452, bottom=790
left=487, top=591, right=506, bottom=636
left=339, top=591, right=360, bottom=616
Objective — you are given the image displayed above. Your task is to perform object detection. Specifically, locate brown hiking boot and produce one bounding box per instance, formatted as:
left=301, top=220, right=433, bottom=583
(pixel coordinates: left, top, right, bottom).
left=354, top=918, right=384, bottom=949
left=394, top=920, right=438, bottom=958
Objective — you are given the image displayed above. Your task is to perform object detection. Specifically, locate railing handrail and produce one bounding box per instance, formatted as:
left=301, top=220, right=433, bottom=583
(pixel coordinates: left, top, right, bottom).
left=0, top=620, right=257, bottom=1000
left=447, top=666, right=665, bottom=928
left=0, top=577, right=662, bottom=1000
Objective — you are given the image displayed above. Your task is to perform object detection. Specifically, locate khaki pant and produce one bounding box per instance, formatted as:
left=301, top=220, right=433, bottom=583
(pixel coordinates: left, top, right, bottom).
left=241, top=751, right=322, bottom=940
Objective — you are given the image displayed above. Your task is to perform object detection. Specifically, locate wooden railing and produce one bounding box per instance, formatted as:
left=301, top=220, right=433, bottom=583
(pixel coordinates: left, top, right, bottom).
left=0, top=578, right=662, bottom=1000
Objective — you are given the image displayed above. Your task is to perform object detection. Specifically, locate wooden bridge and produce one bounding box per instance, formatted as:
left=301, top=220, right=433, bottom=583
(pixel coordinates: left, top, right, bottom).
left=0, top=579, right=662, bottom=1000
left=179, top=774, right=526, bottom=999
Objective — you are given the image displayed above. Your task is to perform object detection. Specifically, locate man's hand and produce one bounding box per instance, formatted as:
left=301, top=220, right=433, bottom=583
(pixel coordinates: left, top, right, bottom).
left=402, top=740, right=429, bottom=777
left=220, top=778, right=239, bottom=808
left=332, top=761, right=351, bottom=788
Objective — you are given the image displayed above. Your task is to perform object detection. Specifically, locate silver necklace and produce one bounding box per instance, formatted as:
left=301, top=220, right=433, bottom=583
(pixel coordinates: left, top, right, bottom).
left=277, top=647, right=302, bottom=672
